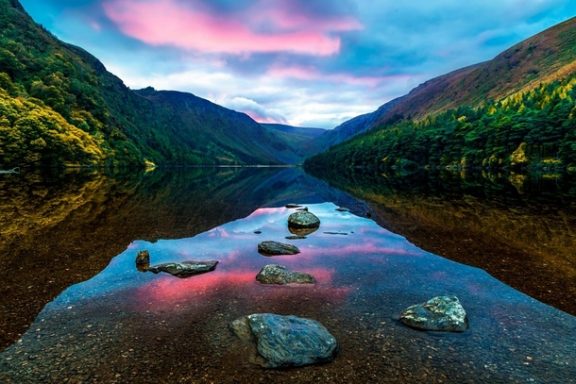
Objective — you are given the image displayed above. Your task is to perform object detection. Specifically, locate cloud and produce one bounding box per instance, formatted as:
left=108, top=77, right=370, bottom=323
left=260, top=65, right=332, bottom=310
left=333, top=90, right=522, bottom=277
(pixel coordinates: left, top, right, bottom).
left=102, top=0, right=361, bottom=56
left=220, top=96, right=288, bottom=124
left=21, top=0, right=576, bottom=128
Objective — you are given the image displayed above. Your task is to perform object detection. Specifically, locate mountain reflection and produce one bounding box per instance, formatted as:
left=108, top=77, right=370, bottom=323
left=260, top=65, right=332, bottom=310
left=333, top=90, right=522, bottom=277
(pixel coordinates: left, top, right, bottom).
left=0, top=167, right=365, bottom=348
left=1, top=203, right=575, bottom=384
left=308, top=167, right=576, bottom=315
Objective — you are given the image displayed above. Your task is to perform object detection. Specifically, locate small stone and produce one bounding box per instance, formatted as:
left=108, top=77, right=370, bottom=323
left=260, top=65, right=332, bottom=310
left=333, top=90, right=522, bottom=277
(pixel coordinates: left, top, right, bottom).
left=147, top=260, right=218, bottom=278
left=256, top=264, right=315, bottom=285
left=400, top=296, right=468, bottom=332
left=231, top=313, right=338, bottom=368
left=285, top=235, right=306, bottom=240
left=336, top=207, right=350, bottom=212
left=285, top=204, right=302, bottom=209
left=258, top=241, right=300, bottom=256
left=136, top=250, right=150, bottom=271
left=254, top=231, right=262, bottom=234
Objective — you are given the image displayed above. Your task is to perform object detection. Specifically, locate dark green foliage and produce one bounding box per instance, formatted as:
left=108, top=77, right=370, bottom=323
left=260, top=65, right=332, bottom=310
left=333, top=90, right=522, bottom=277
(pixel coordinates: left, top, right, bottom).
left=0, top=0, right=294, bottom=167
left=306, top=76, right=576, bottom=170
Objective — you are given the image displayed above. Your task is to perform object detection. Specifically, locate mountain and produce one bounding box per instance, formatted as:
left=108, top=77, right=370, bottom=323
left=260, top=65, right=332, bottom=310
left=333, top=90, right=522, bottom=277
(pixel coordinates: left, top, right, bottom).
left=0, top=0, right=302, bottom=167
left=133, top=88, right=304, bottom=165
left=308, top=98, right=401, bottom=153
left=262, top=123, right=326, bottom=138
left=260, top=123, right=326, bottom=163
left=307, top=17, right=576, bottom=170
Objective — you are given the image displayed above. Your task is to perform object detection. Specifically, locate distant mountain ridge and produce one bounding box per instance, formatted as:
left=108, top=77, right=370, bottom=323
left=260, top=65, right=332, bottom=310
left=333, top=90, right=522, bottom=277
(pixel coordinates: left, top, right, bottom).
left=307, top=17, right=576, bottom=170
left=310, top=17, right=576, bottom=152
left=308, top=98, right=402, bottom=153
left=260, top=123, right=326, bottom=163
left=0, top=0, right=304, bottom=167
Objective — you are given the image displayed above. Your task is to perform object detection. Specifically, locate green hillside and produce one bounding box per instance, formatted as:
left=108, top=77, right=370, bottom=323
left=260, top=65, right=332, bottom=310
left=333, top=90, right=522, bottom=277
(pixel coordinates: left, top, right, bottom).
left=0, top=0, right=299, bottom=167
left=307, top=18, right=576, bottom=171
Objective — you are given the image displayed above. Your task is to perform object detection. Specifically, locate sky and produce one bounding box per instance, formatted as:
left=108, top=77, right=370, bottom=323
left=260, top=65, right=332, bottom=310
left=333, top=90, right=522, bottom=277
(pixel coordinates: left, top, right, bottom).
left=19, top=0, right=576, bottom=128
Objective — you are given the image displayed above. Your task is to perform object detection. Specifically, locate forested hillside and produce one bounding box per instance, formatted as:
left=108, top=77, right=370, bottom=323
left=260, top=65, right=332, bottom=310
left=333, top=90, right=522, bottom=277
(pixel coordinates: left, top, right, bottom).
left=307, top=75, right=576, bottom=170
left=0, top=0, right=299, bottom=167
left=307, top=17, right=576, bottom=171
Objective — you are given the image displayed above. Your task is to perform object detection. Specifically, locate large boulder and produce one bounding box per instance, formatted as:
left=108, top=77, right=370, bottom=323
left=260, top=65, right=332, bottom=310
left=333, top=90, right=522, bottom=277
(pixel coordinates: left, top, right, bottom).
left=147, top=260, right=218, bottom=278
left=230, top=314, right=338, bottom=368
left=399, top=295, right=468, bottom=332
left=288, top=211, right=321, bottom=229
left=258, top=241, right=300, bottom=256
left=256, top=264, right=315, bottom=285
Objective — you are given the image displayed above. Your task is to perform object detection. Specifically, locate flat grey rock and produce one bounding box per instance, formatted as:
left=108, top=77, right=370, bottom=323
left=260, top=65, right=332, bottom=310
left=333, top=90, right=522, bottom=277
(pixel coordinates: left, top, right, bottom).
left=231, top=313, right=338, bottom=368
left=147, top=260, right=218, bottom=278
left=258, top=241, right=300, bottom=256
left=400, top=295, right=468, bottom=332
left=256, top=264, right=315, bottom=285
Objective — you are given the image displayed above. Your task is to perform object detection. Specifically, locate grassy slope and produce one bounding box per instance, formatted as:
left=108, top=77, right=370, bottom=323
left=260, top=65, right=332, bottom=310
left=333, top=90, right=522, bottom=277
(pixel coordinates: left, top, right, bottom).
left=376, top=17, right=576, bottom=125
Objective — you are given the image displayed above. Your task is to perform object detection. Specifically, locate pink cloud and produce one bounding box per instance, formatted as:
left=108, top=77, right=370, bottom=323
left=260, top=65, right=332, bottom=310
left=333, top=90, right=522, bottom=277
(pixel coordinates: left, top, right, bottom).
left=244, top=111, right=286, bottom=124
left=132, top=267, right=350, bottom=312
left=247, top=207, right=288, bottom=217
left=103, top=0, right=361, bottom=56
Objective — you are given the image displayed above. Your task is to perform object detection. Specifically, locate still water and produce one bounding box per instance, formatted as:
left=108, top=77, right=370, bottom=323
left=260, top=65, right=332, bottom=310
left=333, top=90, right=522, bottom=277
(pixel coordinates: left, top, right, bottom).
left=0, top=167, right=574, bottom=383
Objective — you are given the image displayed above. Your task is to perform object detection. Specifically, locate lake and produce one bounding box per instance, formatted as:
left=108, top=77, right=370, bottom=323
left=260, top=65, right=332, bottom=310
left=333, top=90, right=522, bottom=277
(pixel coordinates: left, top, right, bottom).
left=0, top=167, right=575, bottom=383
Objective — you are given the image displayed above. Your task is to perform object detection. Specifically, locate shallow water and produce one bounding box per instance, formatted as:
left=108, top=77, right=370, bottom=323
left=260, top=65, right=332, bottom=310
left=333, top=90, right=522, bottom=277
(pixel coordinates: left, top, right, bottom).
left=1, top=168, right=575, bottom=383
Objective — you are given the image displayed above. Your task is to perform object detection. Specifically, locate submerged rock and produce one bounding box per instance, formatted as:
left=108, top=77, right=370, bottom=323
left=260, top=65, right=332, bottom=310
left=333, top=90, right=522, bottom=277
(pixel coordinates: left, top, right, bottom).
left=288, top=226, right=318, bottom=236
left=135, top=250, right=150, bottom=272
left=258, top=241, right=300, bottom=256
left=231, top=313, right=338, bottom=368
left=147, top=260, right=218, bottom=278
left=256, top=264, right=315, bottom=285
left=285, top=235, right=306, bottom=240
left=285, top=204, right=302, bottom=209
left=400, top=296, right=468, bottom=332
left=336, top=207, right=350, bottom=212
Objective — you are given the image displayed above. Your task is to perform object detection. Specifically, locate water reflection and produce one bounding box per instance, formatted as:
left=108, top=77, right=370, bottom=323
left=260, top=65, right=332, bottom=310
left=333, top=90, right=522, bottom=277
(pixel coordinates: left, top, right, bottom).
left=308, top=168, right=576, bottom=315
left=1, top=203, right=574, bottom=383
left=0, top=168, right=367, bottom=348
